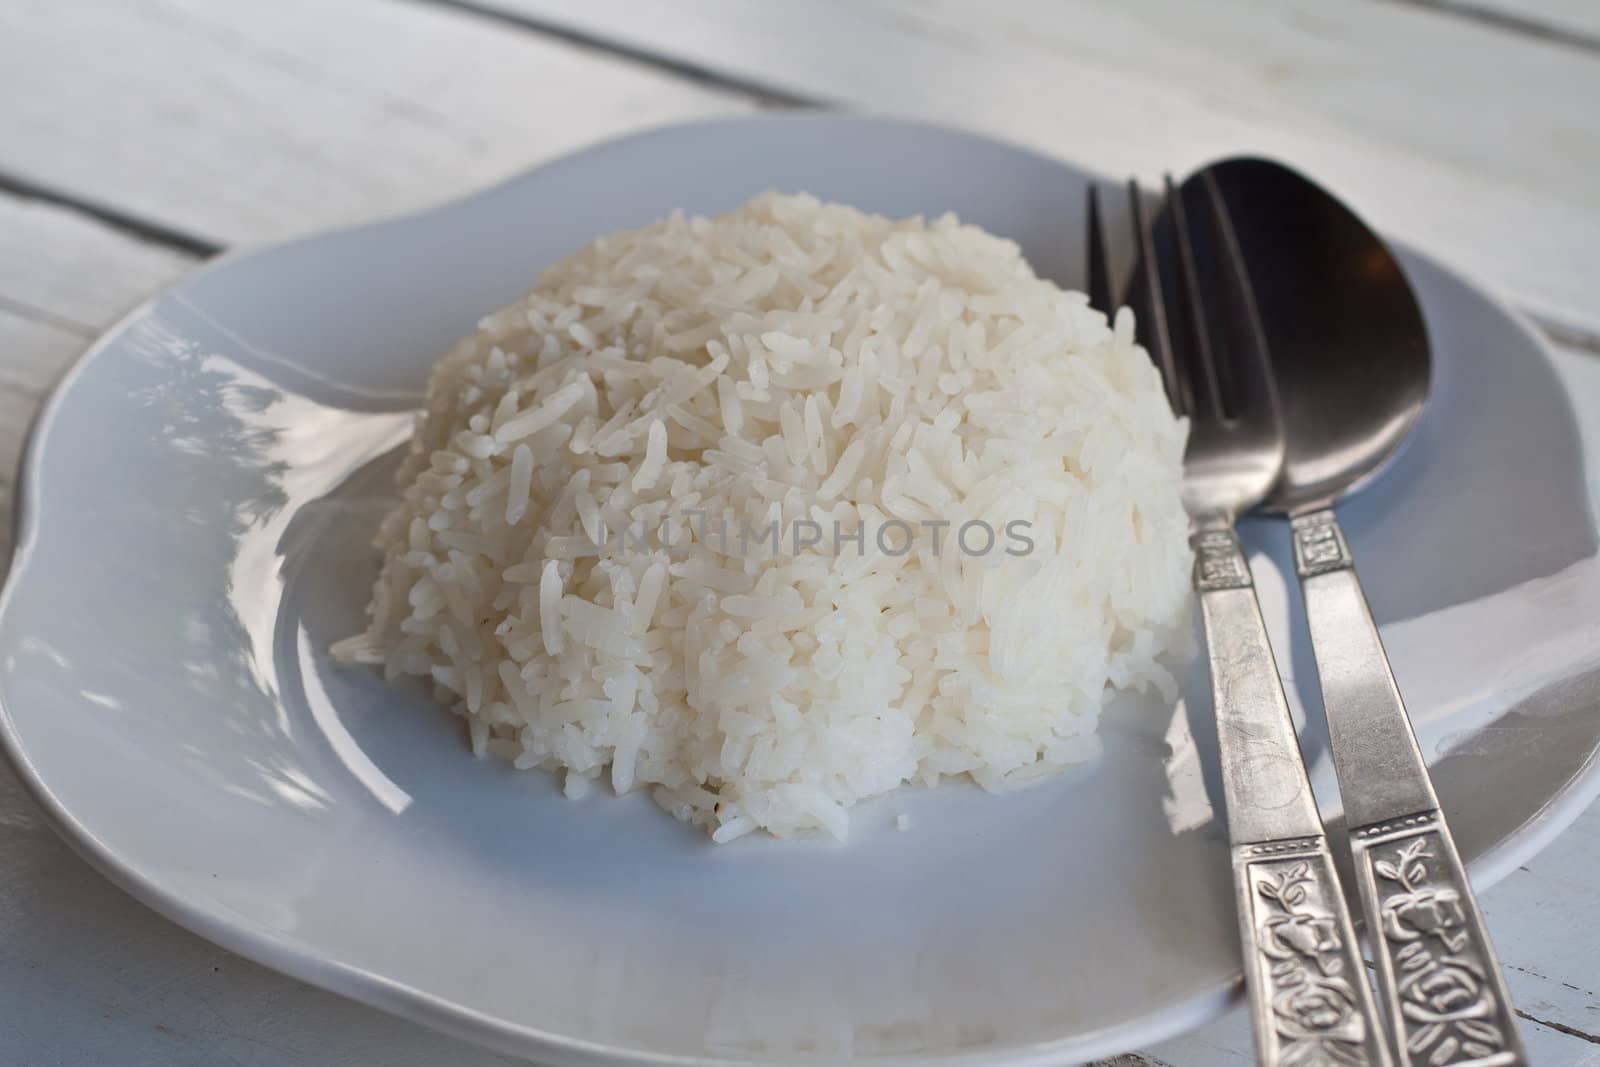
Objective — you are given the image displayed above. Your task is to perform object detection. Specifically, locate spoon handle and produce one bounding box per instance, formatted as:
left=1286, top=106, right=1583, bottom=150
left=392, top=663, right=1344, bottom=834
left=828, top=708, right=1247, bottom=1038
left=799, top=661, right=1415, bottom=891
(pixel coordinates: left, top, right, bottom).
left=1291, top=508, right=1527, bottom=1066
left=1192, top=527, right=1391, bottom=1067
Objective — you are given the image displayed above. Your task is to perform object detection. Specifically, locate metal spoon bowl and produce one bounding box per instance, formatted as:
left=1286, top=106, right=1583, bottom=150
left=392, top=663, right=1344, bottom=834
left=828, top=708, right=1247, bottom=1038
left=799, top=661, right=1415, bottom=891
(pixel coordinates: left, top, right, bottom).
left=1207, top=158, right=1430, bottom=513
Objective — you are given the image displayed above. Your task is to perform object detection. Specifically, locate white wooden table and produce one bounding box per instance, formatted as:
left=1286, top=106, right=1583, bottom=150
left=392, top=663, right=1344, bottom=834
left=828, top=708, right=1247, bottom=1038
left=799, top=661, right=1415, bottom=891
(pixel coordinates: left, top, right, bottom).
left=2, top=2, right=1597, bottom=1063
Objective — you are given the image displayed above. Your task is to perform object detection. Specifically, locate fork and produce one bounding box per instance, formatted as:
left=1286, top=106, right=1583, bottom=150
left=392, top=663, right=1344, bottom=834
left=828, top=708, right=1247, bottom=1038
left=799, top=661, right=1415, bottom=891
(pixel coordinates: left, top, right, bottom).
left=1088, top=177, right=1392, bottom=1067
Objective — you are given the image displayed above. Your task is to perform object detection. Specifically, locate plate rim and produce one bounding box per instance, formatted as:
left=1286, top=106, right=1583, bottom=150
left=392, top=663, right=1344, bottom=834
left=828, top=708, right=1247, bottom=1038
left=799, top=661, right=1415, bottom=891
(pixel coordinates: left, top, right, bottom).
left=1, top=111, right=1596, bottom=1065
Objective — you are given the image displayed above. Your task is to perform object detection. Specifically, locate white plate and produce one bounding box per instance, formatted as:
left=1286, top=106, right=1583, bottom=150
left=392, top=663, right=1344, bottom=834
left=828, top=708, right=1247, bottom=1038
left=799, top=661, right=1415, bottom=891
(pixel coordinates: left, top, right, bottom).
left=2, top=115, right=1597, bottom=1066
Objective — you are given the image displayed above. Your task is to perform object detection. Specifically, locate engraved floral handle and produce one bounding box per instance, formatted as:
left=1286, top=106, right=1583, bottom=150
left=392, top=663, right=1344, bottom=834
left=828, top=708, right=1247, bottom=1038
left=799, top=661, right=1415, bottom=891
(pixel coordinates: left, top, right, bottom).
left=1292, top=509, right=1526, bottom=1066
left=1194, top=527, right=1392, bottom=1067
left=1232, top=840, right=1393, bottom=1067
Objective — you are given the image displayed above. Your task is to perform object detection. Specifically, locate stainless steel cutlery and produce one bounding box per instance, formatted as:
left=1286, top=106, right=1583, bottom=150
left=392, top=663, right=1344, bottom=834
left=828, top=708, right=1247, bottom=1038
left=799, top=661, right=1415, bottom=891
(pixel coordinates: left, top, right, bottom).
left=1088, top=163, right=1524, bottom=1067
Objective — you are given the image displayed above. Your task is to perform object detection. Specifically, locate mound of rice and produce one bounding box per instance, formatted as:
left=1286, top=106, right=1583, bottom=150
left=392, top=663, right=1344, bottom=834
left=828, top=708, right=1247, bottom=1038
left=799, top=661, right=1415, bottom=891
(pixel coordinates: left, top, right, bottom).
left=333, top=192, right=1191, bottom=842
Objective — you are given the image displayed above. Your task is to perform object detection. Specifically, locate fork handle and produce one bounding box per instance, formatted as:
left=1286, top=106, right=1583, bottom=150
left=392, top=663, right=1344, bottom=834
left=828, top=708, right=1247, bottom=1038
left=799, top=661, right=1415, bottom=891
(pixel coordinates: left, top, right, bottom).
left=1292, top=508, right=1527, bottom=1066
left=1230, top=837, right=1392, bottom=1067
left=1194, top=528, right=1391, bottom=1067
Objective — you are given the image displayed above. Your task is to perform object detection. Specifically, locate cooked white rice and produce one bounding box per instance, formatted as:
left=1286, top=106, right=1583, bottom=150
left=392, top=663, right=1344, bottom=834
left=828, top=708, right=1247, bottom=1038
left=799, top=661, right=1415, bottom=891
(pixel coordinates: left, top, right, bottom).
left=333, top=192, right=1191, bottom=842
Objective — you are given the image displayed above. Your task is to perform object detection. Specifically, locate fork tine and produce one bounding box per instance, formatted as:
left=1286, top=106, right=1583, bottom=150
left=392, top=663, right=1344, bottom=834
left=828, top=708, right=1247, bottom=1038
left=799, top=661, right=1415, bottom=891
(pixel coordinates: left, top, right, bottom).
left=1128, top=181, right=1182, bottom=414
left=1165, top=174, right=1225, bottom=420
left=1086, top=184, right=1113, bottom=314
left=1186, top=170, right=1270, bottom=419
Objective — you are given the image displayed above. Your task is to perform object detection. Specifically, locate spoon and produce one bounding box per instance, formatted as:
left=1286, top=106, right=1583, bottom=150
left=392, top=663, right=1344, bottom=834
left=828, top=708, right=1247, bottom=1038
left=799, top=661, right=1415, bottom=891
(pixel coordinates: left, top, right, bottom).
left=1205, top=158, right=1527, bottom=1066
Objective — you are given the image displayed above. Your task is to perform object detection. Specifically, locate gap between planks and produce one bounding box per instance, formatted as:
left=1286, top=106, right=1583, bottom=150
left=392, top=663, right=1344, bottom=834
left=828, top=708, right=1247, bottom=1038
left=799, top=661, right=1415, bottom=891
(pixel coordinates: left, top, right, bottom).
left=0, top=168, right=222, bottom=258
left=1516, top=1009, right=1600, bottom=1046
left=1377, top=0, right=1600, bottom=55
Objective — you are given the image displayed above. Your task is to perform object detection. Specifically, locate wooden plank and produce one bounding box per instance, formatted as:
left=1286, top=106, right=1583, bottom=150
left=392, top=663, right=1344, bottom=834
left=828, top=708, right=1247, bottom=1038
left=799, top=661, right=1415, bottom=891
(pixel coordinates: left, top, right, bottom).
left=471, top=0, right=1600, bottom=342
left=0, top=352, right=49, bottom=536
left=1478, top=799, right=1600, bottom=1041
left=0, top=312, right=79, bottom=401
left=0, top=0, right=751, bottom=249
left=1144, top=1006, right=1600, bottom=1066
left=0, top=189, right=195, bottom=336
